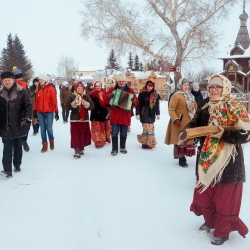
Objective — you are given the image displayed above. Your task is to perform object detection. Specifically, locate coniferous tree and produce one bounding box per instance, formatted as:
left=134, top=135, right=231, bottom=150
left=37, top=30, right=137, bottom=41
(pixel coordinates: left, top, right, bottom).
left=0, top=33, right=33, bottom=83
left=105, top=49, right=121, bottom=71
left=139, top=62, right=143, bottom=71
left=134, top=54, right=140, bottom=71
left=127, top=52, right=133, bottom=70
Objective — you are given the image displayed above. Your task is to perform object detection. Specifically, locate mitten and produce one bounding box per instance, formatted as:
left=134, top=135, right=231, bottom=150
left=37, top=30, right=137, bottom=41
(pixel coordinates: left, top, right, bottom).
left=174, top=119, right=181, bottom=127
left=55, top=112, right=59, bottom=121
left=185, top=144, right=196, bottom=157
left=21, top=118, right=31, bottom=130
left=177, top=144, right=185, bottom=154
left=136, top=115, right=140, bottom=120
left=82, top=100, right=90, bottom=108
left=33, top=111, right=38, bottom=119
left=157, top=115, right=160, bottom=120
left=211, top=125, right=224, bottom=139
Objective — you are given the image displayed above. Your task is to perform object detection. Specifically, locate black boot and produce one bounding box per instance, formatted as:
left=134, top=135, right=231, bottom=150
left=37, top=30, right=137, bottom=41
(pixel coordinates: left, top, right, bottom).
left=179, top=157, right=188, bottom=167
left=111, top=137, right=118, bottom=156
left=120, top=136, right=127, bottom=154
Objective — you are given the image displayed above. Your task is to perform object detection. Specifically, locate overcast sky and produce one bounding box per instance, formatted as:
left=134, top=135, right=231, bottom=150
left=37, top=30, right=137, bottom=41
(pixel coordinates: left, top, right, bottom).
left=0, top=0, right=248, bottom=76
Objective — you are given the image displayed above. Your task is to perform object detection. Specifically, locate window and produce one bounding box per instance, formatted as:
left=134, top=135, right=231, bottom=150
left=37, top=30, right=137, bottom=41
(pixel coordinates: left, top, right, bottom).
left=228, top=65, right=234, bottom=71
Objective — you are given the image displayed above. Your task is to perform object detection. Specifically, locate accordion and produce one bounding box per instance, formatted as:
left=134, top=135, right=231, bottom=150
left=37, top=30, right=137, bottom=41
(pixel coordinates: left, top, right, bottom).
left=110, top=89, right=134, bottom=111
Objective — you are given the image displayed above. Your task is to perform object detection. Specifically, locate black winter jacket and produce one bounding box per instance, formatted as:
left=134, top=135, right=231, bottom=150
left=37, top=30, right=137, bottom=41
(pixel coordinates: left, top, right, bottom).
left=90, top=96, right=108, bottom=122
left=0, top=83, right=32, bottom=138
left=136, top=90, right=160, bottom=124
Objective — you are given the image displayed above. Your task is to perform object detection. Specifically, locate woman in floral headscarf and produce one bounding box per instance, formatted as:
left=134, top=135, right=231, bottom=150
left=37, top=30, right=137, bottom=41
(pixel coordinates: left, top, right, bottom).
left=181, top=74, right=250, bottom=245
left=89, top=81, right=111, bottom=148
left=165, top=78, right=197, bottom=167
left=65, top=82, right=94, bottom=158
left=136, top=80, right=160, bottom=149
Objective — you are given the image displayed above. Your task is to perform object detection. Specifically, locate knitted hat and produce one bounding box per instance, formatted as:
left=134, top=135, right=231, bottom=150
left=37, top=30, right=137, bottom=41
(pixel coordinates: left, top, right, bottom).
left=1, top=71, right=15, bottom=79
left=192, top=82, right=199, bottom=88
left=62, top=81, right=69, bottom=86
left=116, top=73, right=126, bottom=82
left=177, top=77, right=189, bottom=90
left=207, top=74, right=231, bottom=97
left=12, top=66, right=23, bottom=79
left=39, top=73, right=50, bottom=82
left=208, top=76, right=223, bottom=87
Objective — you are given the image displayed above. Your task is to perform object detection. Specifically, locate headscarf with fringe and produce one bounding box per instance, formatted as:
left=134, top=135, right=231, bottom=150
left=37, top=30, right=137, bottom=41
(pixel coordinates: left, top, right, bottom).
left=196, top=74, right=250, bottom=193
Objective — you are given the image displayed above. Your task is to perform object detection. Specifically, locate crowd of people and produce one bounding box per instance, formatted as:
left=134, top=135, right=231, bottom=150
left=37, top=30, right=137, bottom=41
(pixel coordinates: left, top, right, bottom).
left=0, top=68, right=249, bottom=246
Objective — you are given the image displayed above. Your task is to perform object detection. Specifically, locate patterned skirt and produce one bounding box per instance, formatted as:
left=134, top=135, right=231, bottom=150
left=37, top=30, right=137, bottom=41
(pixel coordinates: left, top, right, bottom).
left=137, top=123, right=157, bottom=148
left=91, top=120, right=111, bottom=147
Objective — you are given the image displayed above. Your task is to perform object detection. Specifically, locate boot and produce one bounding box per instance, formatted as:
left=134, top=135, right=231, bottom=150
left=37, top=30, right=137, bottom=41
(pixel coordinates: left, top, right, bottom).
left=22, top=141, right=30, bottom=152
left=49, top=138, right=54, bottom=150
left=179, top=156, right=188, bottom=167
left=120, top=136, right=127, bottom=154
left=211, top=236, right=229, bottom=245
left=111, top=137, right=118, bottom=156
left=74, top=148, right=81, bottom=159
left=199, top=223, right=210, bottom=233
left=41, top=142, right=48, bottom=153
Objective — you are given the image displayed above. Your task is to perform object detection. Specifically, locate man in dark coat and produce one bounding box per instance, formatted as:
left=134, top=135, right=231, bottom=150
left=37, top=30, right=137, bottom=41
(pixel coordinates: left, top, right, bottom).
left=0, top=71, right=32, bottom=178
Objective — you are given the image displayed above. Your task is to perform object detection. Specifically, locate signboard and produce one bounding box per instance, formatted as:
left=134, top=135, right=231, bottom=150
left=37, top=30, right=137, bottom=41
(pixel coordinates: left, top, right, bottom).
left=158, top=66, right=181, bottom=72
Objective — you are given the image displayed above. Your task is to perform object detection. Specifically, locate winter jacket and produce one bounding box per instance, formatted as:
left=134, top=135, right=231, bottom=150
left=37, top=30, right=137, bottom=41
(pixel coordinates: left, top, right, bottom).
left=60, top=86, right=72, bottom=107
left=34, top=84, right=58, bottom=113
left=136, top=90, right=160, bottom=124
left=65, top=94, right=94, bottom=122
left=28, top=85, right=38, bottom=122
left=105, top=85, right=138, bottom=126
left=191, top=89, right=203, bottom=105
left=182, top=105, right=250, bottom=184
left=0, top=83, right=32, bottom=138
left=15, top=79, right=27, bottom=90
left=165, top=92, right=197, bottom=145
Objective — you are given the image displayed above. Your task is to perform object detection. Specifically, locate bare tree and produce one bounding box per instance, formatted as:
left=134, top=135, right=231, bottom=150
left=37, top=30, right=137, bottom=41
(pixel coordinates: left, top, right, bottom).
left=57, top=56, right=79, bottom=80
left=79, top=0, right=239, bottom=84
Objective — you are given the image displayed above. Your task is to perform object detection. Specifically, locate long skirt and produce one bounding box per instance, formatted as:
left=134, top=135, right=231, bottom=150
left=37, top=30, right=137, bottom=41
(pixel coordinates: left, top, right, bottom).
left=190, top=183, right=248, bottom=238
left=137, top=123, right=157, bottom=148
left=91, top=120, right=111, bottom=147
left=70, top=122, right=91, bottom=150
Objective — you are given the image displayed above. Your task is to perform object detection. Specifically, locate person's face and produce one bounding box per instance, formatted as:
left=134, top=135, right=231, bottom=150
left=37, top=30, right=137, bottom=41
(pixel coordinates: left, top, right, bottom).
left=193, top=87, right=199, bottom=92
left=181, top=83, right=189, bottom=92
left=147, top=85, right=153, bottom=91
left=208, top=85, right=223, bottom=99
left=2, top=78, right=14, bottom=89
left=95, top=84, right=101, bottom=91
left=34, top=81, right=39, bottom=87
left=77, top=86, right=84, bottom=94
left=39, top=79, right=46, bottom=86
left=118, top=81, right=126, bottom=88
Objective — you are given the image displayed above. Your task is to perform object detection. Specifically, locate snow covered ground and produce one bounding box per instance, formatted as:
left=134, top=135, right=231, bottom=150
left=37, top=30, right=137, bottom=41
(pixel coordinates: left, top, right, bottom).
left=0, top=93, right=249, bottom=250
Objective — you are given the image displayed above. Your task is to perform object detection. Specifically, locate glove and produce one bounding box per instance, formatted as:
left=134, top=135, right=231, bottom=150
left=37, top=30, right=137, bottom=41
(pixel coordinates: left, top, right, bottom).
left=108, top=93, right=115, bottom=100
left=186, top=144, right=196, bottom=157
left=157, top=115, right=160, bottom=120
left=136, top=115, right=140, bottom=120
left=33, top=110, right=38, bottom=119
left=55, top=112, right=59, bottom=121
left=211, top=125, right=224, bottom=139
left=131, top=96, right=136, bottom=104
left=174, top=119, right=181, bottom=127
left=21, top=118, right=31, bottom=130
left=82, top=100, right=90, bottom=108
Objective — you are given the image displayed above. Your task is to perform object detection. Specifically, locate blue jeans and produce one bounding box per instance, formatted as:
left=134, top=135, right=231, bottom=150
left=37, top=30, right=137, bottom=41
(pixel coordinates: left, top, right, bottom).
left=111, top=124, right=128, bottom=138
left=37, top=112, right=54, bottom=142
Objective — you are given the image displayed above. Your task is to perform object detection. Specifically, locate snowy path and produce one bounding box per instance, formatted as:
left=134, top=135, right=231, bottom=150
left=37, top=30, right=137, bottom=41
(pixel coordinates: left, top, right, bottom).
left=0, top=98, right=249, bottom=250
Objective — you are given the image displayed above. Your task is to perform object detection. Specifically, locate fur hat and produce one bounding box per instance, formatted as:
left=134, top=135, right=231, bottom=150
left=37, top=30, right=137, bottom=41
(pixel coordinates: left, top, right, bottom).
left=192, top=82, right=199, bottom=88
left=39, top=73, right=50, bottom=82
left=1, top=71, right=15, bottom=80
left=12, top=66, right=23, bottom=79
left=116, top=73, right=127, bottom=82
left=62, top=81, right=69, bottom=86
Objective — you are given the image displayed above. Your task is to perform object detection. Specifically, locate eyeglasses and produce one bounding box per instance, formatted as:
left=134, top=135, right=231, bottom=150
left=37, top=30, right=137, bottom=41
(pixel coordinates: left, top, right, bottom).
left=208, top=85, right=223, bottom=90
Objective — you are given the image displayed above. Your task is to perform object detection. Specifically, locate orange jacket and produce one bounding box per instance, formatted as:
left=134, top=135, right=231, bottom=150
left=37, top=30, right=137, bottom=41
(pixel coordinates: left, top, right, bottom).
left=15, top=79, right=27, bottom=89
left=34, top=84, right=58, bottom=113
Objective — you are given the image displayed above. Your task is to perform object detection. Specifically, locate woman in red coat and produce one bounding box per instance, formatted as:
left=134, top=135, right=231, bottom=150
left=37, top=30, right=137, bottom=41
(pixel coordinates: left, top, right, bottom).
left=34, top=74, right=59, bottom=152
left=105, top=73, right=138, bottom=155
